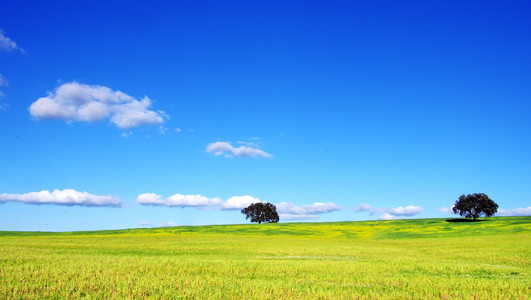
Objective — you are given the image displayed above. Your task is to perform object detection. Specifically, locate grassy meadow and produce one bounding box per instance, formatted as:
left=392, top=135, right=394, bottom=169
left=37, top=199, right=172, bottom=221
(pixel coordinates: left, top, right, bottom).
left=0, top=217, right=530, bottom=299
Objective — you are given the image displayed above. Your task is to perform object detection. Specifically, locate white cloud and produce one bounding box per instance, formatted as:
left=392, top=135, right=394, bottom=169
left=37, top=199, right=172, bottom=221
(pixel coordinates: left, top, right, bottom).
left=0, top=189, right=122, bottom=207
left=274, top=202, right=342, bottom=220
left=388, top=205, right=424, bottom=216
left=139, top=221, right=152, bottom=226
left=137, top=193, right=259, bottom=210
left=277, top=202, right=341, bottom=214
left=136, top=193, right=341, bottom=220
left=355, top=203, right=424, bottom=219
left=174, top=127, right=182, bottom=133
left=435, top=206, right=454, bottom=213
left=136, top=193, right=223, bottom=208
left=206, top=141, right=272, bottom=158
left=221, top=195, right=260, bottom=210
left=29, top=82, right=165, bottom=128
left=0, top=30, right=22, bottom=52
left=378, top=213, right=399, bottom=220
left=161, top=222, right=179, bottom=227
left=497, top=207, right=531, bottom=216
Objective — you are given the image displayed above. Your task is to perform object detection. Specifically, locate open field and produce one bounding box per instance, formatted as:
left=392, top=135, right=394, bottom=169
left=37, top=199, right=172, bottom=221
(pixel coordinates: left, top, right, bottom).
left=1, top=217, right=530, bottom=299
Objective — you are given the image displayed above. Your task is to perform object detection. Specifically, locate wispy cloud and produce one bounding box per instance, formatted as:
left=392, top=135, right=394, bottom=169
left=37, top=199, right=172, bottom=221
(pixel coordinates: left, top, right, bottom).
left=158, top=126, right=168, bottom=134
left=0, top=74, right=8, bottom=107
left=0, top=30, right=23, bottom=53
left=206, top=141, right=272, bottom=158
left=277, top=202, right=342, bottom=220
left=355, top=203, right=424, bottom=220
left=139, top=221, right=152, bottom=226
left=29, top=82, right=165, bottom=128
left=497, top=207, right=531, bottom=216
left=0, top=189, right=122, bottom=207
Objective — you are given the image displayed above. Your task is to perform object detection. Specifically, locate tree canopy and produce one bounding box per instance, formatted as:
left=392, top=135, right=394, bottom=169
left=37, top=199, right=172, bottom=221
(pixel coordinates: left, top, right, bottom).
left=241, top=202, right=279, bottom=224
left=452, top=193, right=498, bottom=221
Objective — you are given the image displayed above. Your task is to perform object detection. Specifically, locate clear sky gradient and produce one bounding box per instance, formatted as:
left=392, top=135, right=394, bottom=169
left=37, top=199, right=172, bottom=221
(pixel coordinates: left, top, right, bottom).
left=1, top=1, right=530, bottom=231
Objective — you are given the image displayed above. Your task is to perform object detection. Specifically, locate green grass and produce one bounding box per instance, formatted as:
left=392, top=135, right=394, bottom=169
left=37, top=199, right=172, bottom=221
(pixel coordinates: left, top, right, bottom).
left=1, top=217, right=530, bottom=299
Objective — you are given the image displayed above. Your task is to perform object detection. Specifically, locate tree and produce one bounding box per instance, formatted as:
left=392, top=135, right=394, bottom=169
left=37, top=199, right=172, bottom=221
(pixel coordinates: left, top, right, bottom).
left=241, top=202, right=279, bottom=224
left=452, top=193, right=498, bottom=221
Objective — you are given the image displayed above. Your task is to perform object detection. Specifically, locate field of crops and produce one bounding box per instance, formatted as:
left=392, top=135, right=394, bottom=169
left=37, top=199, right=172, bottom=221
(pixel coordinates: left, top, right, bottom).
left=1, top=217, right=529, bottom=299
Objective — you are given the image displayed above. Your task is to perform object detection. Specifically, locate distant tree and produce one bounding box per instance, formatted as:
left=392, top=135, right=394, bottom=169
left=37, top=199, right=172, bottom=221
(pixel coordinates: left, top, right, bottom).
left=241, top=202, right=279, bottom=224
left=453, top=193, right=498, bottom=221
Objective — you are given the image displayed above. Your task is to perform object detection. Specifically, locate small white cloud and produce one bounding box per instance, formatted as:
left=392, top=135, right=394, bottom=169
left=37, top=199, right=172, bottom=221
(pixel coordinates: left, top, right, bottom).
left=174, top=127, right=182, bottom=133
left=355, top=203, right=424, bottom=219
left=29, top=82, right=165, bottom=128
left=435, top=206, right=454, bottom=213
left=277, top=202, right=342, bottom=215
left=497, top=207, right=531, bottom=216
left=139, top=221, right=152, bottom=226
left=378, top=213, right=399, bottom=220
left=276, top=202, right=342, bottom=220
left=161, top=221, right=178, bottom=227
left=388, top=205, right=424, bottom=216
left=221, top=195, right=261, bottom=210
left=0, top=30, right=23, bottom=52
left=136, top=193, right=223, bottom=208
left=206, top=141, right=272, bottom=158
left=0, top=189, right=122, bottom=207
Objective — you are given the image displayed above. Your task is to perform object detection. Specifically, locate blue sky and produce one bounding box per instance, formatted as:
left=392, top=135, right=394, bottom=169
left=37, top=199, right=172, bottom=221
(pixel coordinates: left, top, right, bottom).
left=1, top=1, right=530, bottom=231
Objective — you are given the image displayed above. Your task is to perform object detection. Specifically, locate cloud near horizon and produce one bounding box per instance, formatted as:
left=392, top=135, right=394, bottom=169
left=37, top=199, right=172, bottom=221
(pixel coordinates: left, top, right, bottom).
left=206, top=141, right=272, bottom=158
left=0, top=189, right=122, bottom=207
left=497, top=207, right=531, bottom=216
left=29, top=82, right=165, bottom=128
left=136, top=193, right=341, bottom=220
left=355, top=203, right=424, bottom=220
left=277, top=202, right=342, bottom=220
left=435, top=206, right=454, bottom=213
left=136, top=193, right=259, bottom=210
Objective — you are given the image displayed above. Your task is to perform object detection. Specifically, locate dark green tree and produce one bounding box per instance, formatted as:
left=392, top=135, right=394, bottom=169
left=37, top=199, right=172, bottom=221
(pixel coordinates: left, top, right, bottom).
left=241, top=202, right=279, bottom=224
left=452, top=193, right=498, bottom=221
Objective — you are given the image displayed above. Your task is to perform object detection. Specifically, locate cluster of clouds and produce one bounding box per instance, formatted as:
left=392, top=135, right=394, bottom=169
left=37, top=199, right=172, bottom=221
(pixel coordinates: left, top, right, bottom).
left=206, top=141, right=272, bottom=158
left=0, top=189, right=122, bottom=207
left=136, top=193, right=259, bottom=210
left=0, top=188, right=341, bottom=220
left=3, top=188, right=531, bottom=221
left=355, top=203, right=424, bottom=220
left=135, top=193, right=341, bottom=220
left=29, top=82, right=165, bottom=129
